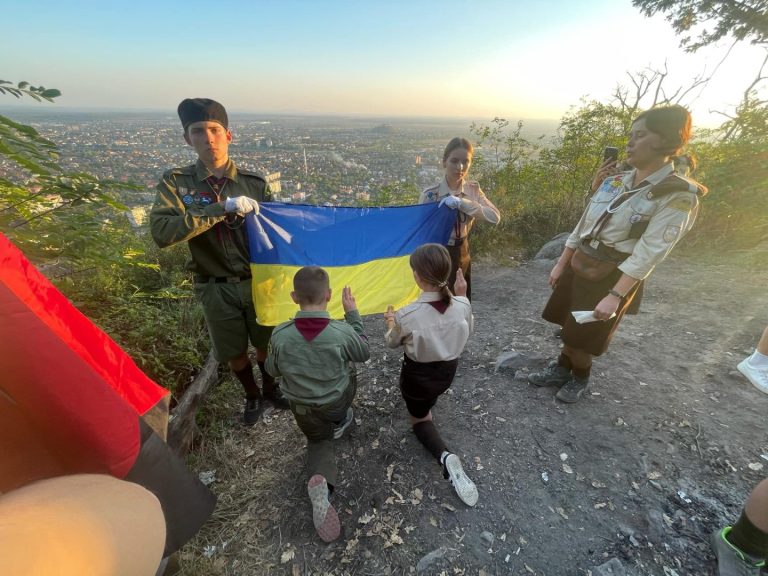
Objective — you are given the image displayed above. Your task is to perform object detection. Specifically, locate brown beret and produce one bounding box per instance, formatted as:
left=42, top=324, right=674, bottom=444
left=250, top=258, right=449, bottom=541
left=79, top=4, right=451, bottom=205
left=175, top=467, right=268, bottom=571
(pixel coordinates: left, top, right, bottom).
left=177, top=98, right=228, bottom=130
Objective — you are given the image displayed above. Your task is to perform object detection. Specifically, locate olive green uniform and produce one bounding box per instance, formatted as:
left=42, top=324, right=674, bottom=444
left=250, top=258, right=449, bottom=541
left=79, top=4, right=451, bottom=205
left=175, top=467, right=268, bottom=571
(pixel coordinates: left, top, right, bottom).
left=149, top=158, right=273, bottom=361
left=265, top=310, right=370, bottom=485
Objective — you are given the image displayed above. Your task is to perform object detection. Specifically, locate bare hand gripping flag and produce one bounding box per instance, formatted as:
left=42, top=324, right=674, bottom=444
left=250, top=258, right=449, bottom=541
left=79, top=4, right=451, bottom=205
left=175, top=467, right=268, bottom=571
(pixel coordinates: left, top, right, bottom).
left=247, top=203, right=455, bottom=326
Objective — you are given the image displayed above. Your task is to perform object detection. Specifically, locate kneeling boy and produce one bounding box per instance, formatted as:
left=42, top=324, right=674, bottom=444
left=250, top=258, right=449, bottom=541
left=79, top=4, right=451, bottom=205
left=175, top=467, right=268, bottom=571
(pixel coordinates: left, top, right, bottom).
left=265, top=266, right=370, bottom=541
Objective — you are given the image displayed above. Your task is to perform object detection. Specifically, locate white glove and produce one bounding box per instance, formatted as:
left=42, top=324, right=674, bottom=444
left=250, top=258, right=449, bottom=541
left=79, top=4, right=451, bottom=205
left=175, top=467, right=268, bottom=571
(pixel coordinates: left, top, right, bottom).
left=438, top=195, right=462, bottom=210
left=224, top=196, right=260, bottom=215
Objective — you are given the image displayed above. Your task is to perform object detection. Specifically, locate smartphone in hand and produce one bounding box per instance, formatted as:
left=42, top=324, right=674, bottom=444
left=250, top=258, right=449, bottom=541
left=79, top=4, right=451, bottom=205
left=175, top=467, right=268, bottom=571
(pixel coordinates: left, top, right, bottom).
left=603, top=146, right=619, bottom=163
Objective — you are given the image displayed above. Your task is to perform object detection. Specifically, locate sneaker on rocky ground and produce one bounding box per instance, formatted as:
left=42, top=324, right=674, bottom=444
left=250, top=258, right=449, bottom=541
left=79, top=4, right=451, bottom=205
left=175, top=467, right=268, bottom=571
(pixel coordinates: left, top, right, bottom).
left=555, top=375, right=590, bottom=403
left=442, top=453, right=478, bottom=507
left=243, top=397, right=263, bottom=426
left=307, top=474, right=341, bottom=542
left=333, top=407, right=354, bottom=440
left=711, top=526, right=765, bottom=576
left=528, top=360, right=571, bottom=387
left=736, top=358, right=768, bottom=395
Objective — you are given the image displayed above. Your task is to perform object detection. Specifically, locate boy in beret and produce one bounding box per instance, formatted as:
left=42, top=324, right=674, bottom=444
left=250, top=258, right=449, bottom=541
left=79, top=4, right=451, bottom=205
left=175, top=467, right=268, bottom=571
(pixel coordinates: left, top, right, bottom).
left=150, top=98, right=288, bottom=425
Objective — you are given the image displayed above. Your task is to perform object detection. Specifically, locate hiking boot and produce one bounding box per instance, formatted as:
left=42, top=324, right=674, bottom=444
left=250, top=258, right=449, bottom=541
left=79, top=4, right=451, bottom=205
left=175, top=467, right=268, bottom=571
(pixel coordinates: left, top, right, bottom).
left=243, top=397, right=263, bottom=426
left=711, top=526, right=765, bottom=576
left=442, top=453, right=478, bottom=507
left=307, top=474, right=341, bottom=542
left=333, top=407, right=354, bottom=440
left=528, top=361, right=571, bottom=387
left=555, top=375, right=590, bottom=403
left=737, top=358, right=768, bottom=395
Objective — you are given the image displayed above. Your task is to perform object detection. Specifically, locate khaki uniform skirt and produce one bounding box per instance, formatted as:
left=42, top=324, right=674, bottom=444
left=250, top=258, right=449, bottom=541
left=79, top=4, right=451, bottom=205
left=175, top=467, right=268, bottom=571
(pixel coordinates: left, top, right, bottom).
left=542, top=264, right=643, bottom=356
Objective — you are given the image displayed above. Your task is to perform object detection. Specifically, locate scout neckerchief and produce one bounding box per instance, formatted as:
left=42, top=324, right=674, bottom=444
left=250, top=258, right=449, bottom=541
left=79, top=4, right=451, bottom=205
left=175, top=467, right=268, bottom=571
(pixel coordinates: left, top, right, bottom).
left=585, top=174, right=649, bottom=245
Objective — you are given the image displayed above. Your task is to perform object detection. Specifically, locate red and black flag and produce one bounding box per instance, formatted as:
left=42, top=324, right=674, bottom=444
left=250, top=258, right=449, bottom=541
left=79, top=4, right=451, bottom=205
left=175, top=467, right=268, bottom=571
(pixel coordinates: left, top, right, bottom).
left=0, top=233, right=215, bottom=555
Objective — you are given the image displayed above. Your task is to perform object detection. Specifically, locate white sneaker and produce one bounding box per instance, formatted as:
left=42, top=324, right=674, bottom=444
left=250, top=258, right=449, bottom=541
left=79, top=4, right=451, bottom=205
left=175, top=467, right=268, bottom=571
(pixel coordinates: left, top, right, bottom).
left=737, top=358, right=768, bottom=395
left=333, top=407, right=354, bottom=440
left=443, top=453, right=478, bottom=507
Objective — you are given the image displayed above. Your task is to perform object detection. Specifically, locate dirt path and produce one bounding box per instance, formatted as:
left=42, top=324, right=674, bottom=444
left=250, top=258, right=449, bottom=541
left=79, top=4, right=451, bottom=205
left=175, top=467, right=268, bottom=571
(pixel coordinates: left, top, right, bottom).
left=183, top=254, right=767, bottom=576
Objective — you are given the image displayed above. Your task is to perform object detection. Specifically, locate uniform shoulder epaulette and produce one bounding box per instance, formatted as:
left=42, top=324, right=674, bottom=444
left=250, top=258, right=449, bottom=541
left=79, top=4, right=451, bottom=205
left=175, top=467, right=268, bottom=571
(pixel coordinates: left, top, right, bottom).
left=271, top=319, right=296, bottom=337
left=649, top=174, right=707, bottom=199
left=237, top=168, right=267, bottom=181
left=397, top=302, right=424, bottom=320
left=164, top=164, right=196, bottom=177
left=451, top=296, right=471, bottom=308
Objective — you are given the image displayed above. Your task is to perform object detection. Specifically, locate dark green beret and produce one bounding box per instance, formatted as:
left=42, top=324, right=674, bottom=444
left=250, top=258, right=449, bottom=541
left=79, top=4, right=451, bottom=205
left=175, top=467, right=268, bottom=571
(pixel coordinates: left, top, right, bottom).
left=177, top=98, right=228, bottom=130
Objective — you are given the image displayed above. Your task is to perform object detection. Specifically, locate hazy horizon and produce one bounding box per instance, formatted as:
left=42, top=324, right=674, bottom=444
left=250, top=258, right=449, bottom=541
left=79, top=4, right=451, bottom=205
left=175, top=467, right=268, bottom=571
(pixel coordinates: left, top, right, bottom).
left=3, top=0, right=765, bottom=130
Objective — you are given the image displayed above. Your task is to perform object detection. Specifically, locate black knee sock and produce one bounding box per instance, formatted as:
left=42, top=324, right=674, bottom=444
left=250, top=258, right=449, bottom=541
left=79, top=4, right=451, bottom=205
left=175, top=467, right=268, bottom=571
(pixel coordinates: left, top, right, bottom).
left=413, top=421, right=448, bottom=463
left=557, top=353, right=573, bottom=370
left=728, top=510, right=768, bottom=558
left=256, top=360, right=276, bottom=395
left=233, top=363, right=261, bottom=399
left=572, top=365, right=591, bottom=379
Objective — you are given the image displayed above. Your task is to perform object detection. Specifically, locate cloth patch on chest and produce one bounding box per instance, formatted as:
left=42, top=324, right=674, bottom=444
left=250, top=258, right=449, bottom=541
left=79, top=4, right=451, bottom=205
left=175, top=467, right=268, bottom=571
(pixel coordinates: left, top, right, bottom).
left=295, top=318, right=331, bottom=341
left=196, top=191, right=214, bottom=205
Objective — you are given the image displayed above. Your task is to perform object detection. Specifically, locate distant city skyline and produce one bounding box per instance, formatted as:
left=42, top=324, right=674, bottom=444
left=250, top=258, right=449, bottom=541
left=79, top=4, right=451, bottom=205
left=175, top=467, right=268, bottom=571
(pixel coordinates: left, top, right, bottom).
left=2, top=0, right=764, bottom=127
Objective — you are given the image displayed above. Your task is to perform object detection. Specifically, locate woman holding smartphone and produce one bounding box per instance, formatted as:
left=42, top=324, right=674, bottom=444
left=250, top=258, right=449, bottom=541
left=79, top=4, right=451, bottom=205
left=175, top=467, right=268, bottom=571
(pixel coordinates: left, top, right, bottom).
left=419, top=138, right=500, bottom=301
left=528, top=105, right=706, bottom=403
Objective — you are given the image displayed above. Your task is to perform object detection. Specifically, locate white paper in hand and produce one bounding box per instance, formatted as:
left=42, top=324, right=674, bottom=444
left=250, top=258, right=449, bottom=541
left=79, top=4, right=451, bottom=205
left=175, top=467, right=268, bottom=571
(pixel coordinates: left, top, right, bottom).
left=571, top=310, right=616, bottom=324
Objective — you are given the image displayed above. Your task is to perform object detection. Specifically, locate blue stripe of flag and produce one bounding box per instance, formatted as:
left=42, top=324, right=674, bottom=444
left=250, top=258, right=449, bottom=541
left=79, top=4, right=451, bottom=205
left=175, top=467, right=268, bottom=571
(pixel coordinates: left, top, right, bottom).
left=246, top=202, right=455, bottom=266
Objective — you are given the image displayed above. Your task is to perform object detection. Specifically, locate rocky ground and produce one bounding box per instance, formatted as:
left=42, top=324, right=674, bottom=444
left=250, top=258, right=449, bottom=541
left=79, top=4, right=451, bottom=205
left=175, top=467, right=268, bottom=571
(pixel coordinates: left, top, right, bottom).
left=180, top=253, right=767, bottom=576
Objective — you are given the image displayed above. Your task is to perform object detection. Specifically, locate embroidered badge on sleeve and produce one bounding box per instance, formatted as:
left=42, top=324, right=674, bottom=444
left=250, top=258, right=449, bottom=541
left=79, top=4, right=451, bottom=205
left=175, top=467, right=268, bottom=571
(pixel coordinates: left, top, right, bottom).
left=663, top=225, right=681, bottom=243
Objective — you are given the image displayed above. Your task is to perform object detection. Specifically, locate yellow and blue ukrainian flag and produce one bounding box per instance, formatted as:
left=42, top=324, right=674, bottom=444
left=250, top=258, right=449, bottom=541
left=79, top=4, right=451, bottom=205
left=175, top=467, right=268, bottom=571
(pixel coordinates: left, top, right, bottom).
left=246, top=203, right=455, bottom=325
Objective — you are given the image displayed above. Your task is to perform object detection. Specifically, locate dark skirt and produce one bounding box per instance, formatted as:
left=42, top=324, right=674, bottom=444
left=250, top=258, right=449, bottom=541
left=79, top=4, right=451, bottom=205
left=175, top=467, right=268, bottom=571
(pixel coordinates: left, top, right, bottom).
left=446, top=242, right=472, bottom=301
left=542, top=264, right=643, bottom=356
left=399, top=354, right=459, bottom=418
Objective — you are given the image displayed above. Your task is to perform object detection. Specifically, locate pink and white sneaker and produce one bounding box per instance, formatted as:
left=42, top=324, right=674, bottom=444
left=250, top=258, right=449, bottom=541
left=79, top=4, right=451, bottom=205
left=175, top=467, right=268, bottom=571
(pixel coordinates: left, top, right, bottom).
left=307, top=474, right=340, bottom=542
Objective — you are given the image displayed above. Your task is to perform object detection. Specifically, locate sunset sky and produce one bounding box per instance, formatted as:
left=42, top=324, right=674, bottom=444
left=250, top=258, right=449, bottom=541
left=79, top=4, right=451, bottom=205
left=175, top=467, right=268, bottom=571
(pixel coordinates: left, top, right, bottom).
left=2, top=0, right=764, bottom=126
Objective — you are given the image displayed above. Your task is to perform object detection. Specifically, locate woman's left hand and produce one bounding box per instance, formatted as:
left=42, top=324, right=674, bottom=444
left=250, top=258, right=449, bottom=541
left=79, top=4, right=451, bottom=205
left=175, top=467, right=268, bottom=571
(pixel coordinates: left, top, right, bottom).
left=593, top=294, right=621, bottom=321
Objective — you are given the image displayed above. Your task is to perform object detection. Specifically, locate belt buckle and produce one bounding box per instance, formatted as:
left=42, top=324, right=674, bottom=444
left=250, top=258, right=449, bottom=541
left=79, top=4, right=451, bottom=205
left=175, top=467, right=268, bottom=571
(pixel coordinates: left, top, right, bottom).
left=589, top=238, right=600, bottom=250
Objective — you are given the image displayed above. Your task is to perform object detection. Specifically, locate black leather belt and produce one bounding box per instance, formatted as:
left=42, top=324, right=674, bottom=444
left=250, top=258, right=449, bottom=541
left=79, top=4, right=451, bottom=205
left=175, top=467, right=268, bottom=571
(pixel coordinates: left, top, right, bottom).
left=194, top=275, right=252, bottom=284
left=580, top=238, right=630, bottom=263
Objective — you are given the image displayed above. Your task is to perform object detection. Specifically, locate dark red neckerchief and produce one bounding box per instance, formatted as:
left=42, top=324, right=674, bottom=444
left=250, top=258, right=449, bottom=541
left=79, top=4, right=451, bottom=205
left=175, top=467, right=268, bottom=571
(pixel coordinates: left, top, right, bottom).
left=205, top=175, right=228, bottom=196
left=295, top=317, right=331, bottom=341
left=427, top=300, right=449, bottom=314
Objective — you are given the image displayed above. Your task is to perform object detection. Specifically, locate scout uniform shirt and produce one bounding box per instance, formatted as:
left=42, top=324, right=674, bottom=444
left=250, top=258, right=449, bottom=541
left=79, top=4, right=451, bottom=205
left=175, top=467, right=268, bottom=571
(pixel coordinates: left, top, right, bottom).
left=149, top=159, right=271, bottom=278
left=265, top=310, right=370, bottom=406
left=419, top=179, right=501, bottom=245
left=385, top=292, right=474, bottom=363
left=565, top=163, right=700, bottom=281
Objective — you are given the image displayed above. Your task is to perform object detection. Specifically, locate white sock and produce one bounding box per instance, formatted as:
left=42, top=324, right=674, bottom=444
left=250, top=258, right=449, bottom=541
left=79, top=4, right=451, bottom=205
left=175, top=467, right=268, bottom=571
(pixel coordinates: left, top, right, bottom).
left=749, top=350, right=768, bottom=368
left=439, top=451, right=450, bottom=466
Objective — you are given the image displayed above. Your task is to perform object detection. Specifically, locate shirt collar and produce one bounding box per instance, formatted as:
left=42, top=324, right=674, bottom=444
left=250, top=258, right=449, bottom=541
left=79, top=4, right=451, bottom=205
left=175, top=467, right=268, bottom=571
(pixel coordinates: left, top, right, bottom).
left=624, top=163, right=674, bottom=189
left=417, top=291, right=444, bottom=302
left=438, top=178, right=463, bottom=198
left=295, top=310, right=331, bottom=319
left=195, top=158, right=238, bottom=182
